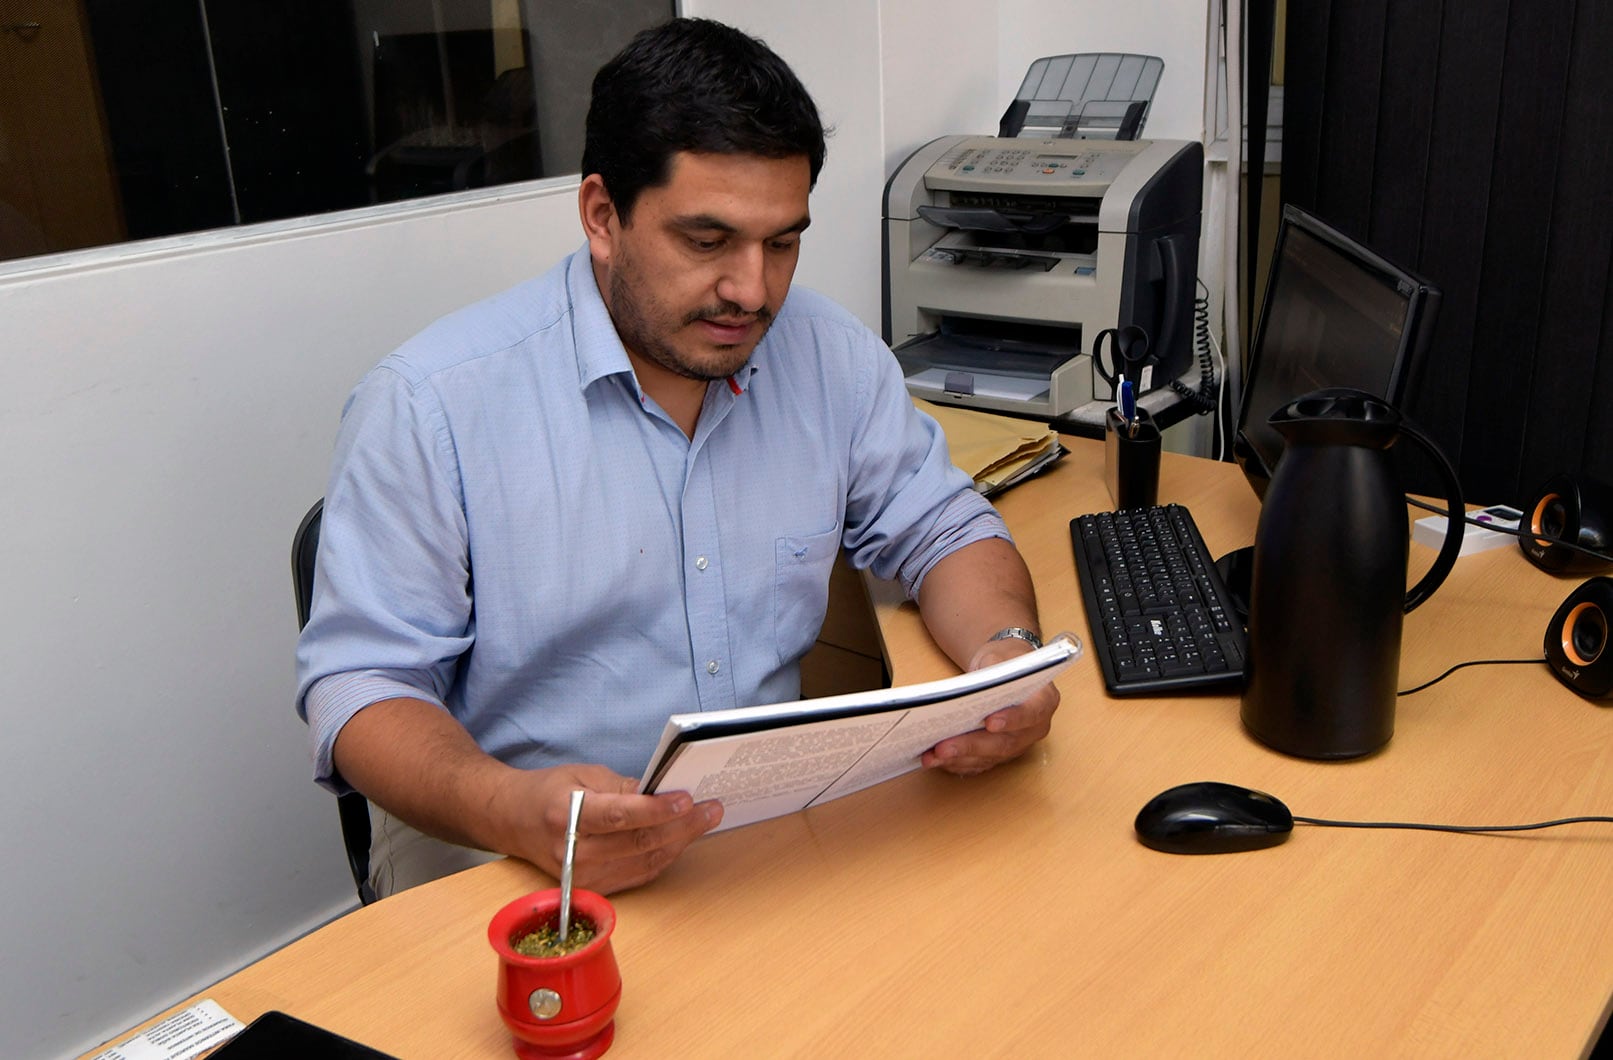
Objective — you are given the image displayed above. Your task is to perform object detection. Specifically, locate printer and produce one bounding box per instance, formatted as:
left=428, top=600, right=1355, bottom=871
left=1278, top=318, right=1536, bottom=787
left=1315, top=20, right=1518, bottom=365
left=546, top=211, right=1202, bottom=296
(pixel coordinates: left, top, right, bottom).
left=882, top=134, right=1203, bottom=419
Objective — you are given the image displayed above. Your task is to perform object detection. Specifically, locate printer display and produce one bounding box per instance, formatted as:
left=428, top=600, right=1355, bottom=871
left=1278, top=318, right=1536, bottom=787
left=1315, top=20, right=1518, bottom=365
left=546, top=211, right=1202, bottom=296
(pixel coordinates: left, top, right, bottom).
left=882, top=135, right=1202, bottom=419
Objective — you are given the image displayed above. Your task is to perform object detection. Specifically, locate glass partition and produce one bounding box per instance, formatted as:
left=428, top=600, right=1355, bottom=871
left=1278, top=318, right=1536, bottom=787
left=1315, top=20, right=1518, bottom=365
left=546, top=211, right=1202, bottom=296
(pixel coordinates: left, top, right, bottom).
left=0, top=0, right=673, bottom=265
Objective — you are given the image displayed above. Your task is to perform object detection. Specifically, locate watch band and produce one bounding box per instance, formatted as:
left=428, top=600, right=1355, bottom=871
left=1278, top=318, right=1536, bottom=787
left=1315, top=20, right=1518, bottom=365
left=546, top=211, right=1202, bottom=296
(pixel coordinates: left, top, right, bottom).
left=988, top=626, right=1043, bottom=651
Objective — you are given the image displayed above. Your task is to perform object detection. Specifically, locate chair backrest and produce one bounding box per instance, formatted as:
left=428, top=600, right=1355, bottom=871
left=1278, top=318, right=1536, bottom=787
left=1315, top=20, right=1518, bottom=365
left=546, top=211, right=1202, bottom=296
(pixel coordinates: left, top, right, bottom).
left=292, top=499, right=377, bottom=905
left=292, top=499, right=323, bottom=629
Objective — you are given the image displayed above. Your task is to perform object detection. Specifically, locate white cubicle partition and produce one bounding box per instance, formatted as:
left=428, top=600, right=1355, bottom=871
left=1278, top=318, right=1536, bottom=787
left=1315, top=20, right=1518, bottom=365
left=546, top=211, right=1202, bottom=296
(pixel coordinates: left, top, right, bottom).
left=1, top=180, right=580, bottom=1060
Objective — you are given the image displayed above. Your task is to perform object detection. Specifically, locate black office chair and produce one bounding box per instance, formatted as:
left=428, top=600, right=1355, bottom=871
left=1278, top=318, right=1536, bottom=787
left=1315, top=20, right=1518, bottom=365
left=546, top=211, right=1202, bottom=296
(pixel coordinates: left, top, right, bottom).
left=293, top=498, right=378, bottom=906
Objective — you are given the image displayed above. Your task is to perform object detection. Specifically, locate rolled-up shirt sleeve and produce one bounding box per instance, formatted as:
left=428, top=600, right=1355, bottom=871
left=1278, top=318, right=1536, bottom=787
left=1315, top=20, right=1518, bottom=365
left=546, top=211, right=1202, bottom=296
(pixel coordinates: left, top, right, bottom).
left=839, top=327, right=1010, bottom=596
left=295, top=363, right=474, bottom=791
left=302, top=670, right=448, bottom=793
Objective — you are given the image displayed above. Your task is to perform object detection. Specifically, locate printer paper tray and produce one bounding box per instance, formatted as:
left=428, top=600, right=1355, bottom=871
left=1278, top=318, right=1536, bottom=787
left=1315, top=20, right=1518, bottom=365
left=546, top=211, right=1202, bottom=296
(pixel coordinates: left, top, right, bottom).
left=906, top=367, right=1049, bottom=403
left=894, top=331, right=1090, bottom=417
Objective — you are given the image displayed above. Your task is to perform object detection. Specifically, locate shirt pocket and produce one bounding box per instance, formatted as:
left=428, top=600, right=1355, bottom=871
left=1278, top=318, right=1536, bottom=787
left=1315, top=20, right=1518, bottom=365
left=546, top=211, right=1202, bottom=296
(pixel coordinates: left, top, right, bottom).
left=773, top=523, right=843, bottom=665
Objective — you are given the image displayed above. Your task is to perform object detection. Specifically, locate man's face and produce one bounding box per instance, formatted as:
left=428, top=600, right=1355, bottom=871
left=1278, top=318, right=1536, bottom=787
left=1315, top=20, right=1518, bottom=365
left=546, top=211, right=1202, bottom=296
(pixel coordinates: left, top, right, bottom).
left=586, top=151, right=812, bottom=383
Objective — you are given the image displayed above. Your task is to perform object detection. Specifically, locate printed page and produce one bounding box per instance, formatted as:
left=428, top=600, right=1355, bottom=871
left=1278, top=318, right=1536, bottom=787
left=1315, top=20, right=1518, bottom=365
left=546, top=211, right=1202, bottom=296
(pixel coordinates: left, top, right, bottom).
left=809, top=666, right=1061, bottom=804
left=644, top=634, right=1082, bottom=831
left=652, top=712, right=908, bottom=830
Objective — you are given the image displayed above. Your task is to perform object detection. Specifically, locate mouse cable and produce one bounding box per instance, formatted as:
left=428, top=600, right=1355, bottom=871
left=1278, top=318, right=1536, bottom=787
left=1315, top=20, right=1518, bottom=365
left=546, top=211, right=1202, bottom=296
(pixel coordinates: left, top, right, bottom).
left=1292, top=814, right=1613, bottom=835
left=1398, top=657, right=1548, bottom=696
left=1404, top=496, right=1613, bottom=565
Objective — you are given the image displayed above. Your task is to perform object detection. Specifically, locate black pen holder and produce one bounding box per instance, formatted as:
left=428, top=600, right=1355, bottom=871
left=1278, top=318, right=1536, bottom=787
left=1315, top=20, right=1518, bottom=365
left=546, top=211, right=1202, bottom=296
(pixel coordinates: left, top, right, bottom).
left=1105, top=406, right=1161, bottom=509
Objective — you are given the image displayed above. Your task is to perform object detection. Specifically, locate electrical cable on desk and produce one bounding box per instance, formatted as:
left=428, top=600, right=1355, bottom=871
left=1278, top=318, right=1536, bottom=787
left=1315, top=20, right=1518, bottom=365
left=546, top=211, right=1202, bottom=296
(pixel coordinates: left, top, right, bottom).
left=1223, top=687, right=1613, bottom=833
left=1404, top=495, right=1613, bottom=565
left=1397, top=657, right=1550, bottom=696
left=1292, top=813, right=1613, bottom=834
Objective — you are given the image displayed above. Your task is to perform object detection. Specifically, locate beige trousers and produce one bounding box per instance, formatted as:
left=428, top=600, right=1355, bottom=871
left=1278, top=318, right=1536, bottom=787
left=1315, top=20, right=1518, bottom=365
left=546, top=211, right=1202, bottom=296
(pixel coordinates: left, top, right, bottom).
left=366, top=802, right=502, bottom=899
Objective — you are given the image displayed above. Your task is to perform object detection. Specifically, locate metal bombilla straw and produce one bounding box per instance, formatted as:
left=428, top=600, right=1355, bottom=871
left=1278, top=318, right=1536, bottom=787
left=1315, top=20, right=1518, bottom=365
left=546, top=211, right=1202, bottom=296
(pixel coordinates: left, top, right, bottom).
left=558, top=789, right=585, bottom=941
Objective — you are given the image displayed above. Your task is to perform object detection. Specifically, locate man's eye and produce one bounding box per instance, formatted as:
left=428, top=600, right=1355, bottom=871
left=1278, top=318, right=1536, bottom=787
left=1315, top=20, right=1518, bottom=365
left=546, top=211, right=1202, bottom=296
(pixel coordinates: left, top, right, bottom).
left=689, top=237, right=722, bottom=252
left=769, top=239, right=798, bottom=252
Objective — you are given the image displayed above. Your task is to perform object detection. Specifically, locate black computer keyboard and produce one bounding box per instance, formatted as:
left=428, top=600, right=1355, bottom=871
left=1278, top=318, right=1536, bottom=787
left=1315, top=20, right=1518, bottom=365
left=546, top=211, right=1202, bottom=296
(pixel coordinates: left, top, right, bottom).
left=1070, top=505, right=1248, bottom=695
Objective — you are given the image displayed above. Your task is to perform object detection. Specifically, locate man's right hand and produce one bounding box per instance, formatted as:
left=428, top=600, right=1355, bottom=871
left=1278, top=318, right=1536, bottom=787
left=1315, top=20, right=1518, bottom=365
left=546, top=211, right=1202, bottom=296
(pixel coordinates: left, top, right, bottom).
left=332, top=697, right=723, bottom=896
left=494, top=764, right=725, bottom=894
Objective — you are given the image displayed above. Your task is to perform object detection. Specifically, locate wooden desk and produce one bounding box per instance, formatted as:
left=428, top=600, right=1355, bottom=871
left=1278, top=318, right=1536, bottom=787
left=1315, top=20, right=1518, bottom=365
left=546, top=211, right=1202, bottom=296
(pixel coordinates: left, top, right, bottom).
left=92, top=441, right=1613, bottom=1058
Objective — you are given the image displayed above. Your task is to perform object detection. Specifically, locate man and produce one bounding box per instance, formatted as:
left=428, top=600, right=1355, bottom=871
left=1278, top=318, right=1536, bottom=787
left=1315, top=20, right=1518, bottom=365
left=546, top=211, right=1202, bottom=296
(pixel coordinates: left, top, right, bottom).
left=296, top=17, right=1056, bottom=899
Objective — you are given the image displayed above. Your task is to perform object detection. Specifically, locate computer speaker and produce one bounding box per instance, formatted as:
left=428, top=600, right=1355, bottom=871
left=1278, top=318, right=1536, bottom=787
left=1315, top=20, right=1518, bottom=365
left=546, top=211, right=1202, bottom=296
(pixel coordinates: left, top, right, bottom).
left=1544, top=577, right=1613, bottom=698
left=1519, top=473, right=1613, bottom=573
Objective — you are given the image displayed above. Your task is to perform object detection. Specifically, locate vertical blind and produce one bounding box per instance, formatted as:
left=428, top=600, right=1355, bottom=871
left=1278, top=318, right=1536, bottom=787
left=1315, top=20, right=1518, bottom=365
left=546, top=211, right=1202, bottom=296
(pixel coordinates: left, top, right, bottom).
left=1281, top=0, right=1613, bottom=503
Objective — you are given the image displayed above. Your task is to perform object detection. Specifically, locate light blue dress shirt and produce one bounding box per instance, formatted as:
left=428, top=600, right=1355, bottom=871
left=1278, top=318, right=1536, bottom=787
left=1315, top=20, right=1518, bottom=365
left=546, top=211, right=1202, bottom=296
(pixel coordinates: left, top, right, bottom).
left=296, top=246, right=1009, bottom=790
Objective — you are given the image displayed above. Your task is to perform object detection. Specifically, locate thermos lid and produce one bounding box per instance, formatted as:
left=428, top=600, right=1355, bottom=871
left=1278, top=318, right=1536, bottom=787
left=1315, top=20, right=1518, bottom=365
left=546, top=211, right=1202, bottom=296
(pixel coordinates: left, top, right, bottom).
left=1269, top=387, right=1403, bottom=449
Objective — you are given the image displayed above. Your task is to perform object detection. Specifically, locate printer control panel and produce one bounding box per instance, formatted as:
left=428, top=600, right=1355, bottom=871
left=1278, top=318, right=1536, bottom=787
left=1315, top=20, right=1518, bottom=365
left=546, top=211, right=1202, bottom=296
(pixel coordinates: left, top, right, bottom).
left=926, top=137, right=1144, bottom=195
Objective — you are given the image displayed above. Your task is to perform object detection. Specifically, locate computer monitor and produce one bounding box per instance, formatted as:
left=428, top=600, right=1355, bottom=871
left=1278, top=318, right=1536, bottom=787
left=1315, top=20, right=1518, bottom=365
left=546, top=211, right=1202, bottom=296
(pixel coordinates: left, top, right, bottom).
left=1233, top=205, right=1441, bottom=498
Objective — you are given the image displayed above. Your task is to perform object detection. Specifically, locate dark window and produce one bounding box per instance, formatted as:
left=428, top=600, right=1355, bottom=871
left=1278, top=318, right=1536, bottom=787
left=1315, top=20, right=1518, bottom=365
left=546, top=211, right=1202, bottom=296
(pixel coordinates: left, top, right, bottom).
left=0, top=0, right=673, bottom=265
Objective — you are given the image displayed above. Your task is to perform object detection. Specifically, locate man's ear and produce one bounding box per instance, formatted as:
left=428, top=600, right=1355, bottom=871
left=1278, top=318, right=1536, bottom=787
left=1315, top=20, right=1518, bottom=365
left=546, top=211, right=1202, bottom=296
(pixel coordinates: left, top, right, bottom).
left=578, top=174, right=619, bottom=264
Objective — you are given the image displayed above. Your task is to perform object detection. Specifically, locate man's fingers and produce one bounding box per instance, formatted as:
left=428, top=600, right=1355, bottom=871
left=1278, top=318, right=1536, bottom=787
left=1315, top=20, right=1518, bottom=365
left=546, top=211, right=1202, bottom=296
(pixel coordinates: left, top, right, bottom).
left=924, top=727, right=1038, bottom=770
left=580, top=798, right=717, bottom=850
left=571, top=799, right=724, bottom=893
left=580, top=789, right=694, bottom=834
left=923, top=684, right=1059, bottom=773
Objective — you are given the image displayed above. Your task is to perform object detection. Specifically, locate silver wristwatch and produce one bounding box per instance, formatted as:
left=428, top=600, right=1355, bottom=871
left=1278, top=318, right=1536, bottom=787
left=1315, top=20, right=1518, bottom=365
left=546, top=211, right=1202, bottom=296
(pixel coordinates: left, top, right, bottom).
left=988, top=626, right=1043, bottom=651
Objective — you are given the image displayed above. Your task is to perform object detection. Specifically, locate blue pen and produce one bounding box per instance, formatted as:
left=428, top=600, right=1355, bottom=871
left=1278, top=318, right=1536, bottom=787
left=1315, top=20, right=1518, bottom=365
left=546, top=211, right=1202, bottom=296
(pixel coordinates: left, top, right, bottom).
left=1118, top=379, right=1138, bottom=437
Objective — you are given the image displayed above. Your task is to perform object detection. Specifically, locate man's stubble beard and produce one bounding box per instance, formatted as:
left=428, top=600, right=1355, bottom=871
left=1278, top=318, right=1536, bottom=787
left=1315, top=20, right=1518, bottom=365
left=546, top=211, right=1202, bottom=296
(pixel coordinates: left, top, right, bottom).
left=607, top=249, right=775, bottom=382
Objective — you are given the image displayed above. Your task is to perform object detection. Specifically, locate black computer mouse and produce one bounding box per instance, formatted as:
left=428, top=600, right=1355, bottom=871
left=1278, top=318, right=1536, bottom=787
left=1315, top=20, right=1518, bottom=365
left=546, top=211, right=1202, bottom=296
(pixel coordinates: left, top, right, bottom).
left=1134, top=781, right=1294, bottom=854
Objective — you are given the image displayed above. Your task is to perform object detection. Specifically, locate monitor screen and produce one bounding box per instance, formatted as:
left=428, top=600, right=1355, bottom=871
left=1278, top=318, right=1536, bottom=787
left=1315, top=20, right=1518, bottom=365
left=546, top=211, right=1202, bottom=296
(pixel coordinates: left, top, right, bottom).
left=1233, top=205, right=1440, bottom=497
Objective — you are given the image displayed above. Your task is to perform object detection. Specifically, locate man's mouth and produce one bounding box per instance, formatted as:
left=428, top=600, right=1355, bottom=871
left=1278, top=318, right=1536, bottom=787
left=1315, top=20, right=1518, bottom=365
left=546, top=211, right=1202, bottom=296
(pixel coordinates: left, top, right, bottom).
left=695, top=316, right=757, bottom=345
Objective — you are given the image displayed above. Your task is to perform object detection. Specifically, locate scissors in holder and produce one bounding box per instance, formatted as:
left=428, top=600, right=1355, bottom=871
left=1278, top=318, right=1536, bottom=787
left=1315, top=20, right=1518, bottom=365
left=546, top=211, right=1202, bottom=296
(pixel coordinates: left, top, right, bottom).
left=1093, top=324, right=1155, bottom=399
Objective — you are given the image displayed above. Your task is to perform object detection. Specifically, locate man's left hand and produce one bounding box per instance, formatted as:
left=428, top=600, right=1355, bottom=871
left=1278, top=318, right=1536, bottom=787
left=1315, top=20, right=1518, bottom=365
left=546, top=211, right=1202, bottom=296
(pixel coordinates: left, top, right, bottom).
left=919, top=636, right=1061, bottom=775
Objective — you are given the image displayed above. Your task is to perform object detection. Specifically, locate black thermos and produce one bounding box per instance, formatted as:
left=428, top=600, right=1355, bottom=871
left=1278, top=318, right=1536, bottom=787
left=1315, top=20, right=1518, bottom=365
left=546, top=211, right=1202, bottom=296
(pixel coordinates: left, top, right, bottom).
left=1240, top=389, right=1465, bottom=759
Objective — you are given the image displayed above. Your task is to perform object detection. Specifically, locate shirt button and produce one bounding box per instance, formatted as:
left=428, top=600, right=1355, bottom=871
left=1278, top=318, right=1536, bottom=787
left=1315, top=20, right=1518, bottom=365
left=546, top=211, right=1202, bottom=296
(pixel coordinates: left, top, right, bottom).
left=695, top=556, right=709, bottom=571
left=706, top=659, right=721, bottom=675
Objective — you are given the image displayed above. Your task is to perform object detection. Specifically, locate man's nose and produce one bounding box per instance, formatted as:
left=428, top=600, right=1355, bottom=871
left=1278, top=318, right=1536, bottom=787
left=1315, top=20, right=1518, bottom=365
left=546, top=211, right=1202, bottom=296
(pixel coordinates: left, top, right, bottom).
left=715, top=244, right=767, bottom=313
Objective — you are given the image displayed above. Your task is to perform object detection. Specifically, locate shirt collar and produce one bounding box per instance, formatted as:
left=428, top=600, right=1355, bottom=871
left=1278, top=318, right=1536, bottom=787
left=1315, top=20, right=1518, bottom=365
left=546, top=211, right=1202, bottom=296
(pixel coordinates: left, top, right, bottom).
left=566, top=245, right=635, bottom=391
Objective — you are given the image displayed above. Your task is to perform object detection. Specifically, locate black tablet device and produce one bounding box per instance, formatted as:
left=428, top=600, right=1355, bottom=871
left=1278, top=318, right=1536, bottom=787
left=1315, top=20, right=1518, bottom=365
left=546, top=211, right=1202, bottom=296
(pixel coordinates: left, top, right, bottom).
left=209, top=1011, right=399, bottom=1060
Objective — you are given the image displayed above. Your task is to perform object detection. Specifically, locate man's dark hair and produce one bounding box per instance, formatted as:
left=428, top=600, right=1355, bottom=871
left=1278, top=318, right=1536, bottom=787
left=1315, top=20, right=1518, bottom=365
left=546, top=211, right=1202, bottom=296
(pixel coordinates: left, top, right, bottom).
left=582, top=17, right=827, bottom=222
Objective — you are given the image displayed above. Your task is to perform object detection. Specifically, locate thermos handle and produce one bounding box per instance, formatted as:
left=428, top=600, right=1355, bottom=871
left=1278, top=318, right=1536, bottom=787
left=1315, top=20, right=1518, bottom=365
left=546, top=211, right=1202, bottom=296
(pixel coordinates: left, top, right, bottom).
left=1400, top=421, right=1466, bottom=612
